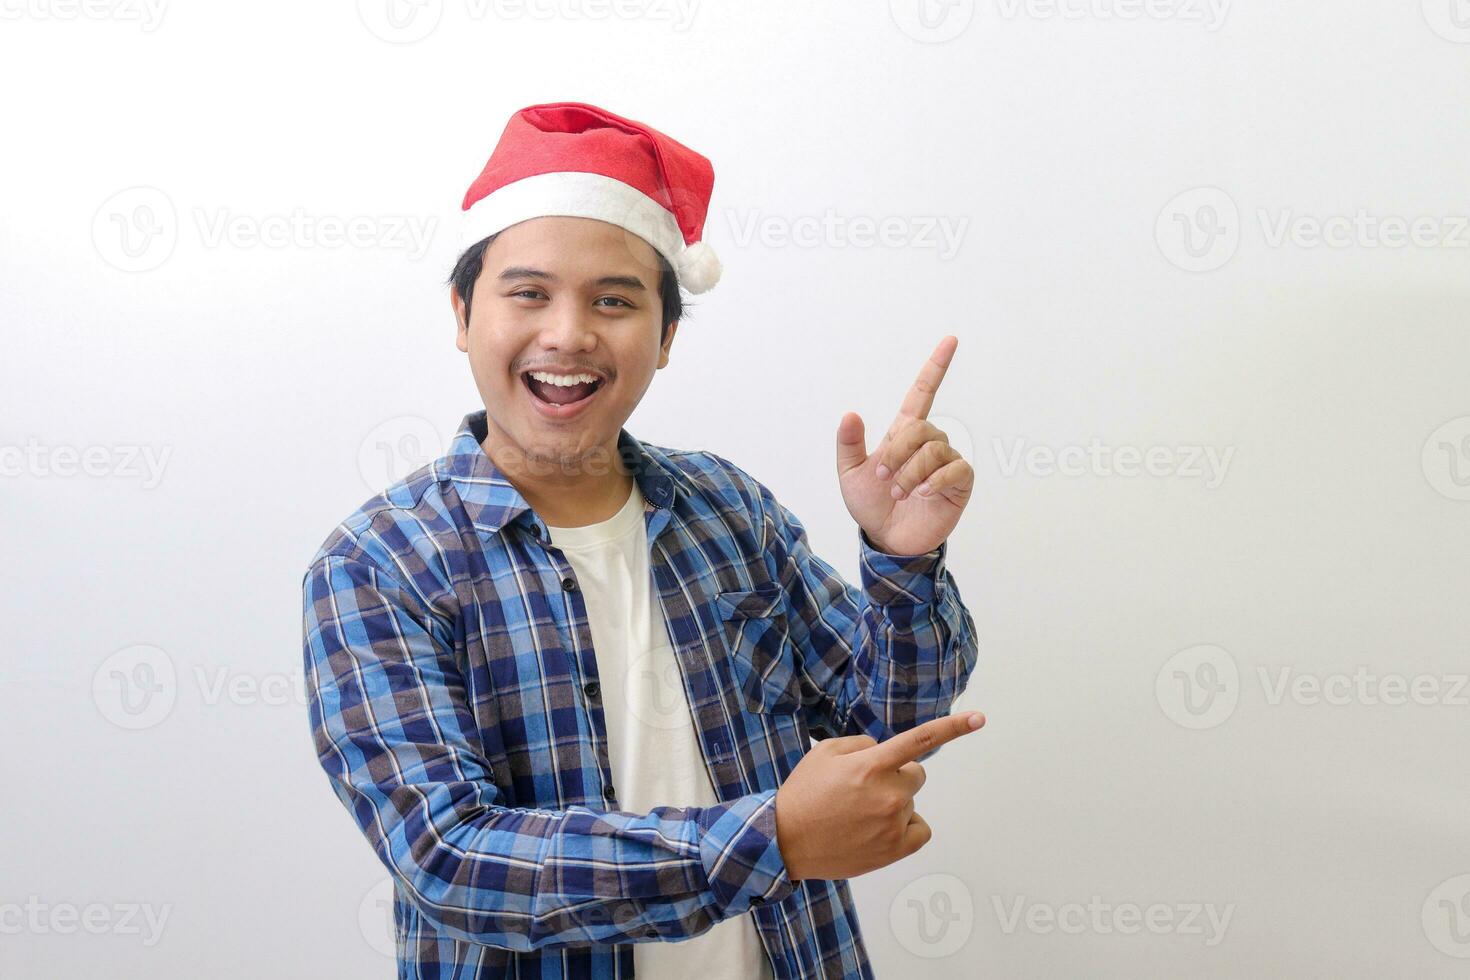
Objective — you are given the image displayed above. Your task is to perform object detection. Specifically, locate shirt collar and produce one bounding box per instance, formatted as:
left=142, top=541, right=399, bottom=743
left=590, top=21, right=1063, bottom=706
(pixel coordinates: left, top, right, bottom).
left=440, top=409, right=677, bottom=538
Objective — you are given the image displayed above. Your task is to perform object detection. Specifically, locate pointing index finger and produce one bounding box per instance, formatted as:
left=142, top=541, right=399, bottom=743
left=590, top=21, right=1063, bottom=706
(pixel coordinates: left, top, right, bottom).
left=865, top=711, right=985, bottom=770
left=896, top=335, right=958, bottom=422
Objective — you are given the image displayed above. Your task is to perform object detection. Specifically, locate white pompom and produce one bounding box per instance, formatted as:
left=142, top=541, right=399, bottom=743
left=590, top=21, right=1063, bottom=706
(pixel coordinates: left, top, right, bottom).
left=674, top=240, right=722, bottom=294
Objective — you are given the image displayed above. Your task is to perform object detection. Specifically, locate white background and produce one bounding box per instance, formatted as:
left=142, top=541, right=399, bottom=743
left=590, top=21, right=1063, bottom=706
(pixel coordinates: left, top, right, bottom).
left=3, top=1, right=1470, bottom=977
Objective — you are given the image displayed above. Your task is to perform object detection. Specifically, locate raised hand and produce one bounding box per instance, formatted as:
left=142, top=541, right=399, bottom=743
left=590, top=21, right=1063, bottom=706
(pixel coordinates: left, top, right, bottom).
left=773, top=711, right=986, bottom=882
left=835, top=335, right=975, bottom=556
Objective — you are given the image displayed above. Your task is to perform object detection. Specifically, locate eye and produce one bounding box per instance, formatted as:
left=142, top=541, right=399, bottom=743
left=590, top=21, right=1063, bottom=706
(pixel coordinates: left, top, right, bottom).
left=510, top=288, right=547, bottom=301
left=594, top=296, right=634, bottom=308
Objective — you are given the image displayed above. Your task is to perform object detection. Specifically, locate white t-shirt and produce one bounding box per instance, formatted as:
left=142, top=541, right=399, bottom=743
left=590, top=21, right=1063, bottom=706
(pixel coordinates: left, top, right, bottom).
left=545, top=480, right=775, bottom=980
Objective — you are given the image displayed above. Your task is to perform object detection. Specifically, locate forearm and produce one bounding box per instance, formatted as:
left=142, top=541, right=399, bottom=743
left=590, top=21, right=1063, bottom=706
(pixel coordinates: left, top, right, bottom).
left=854, top=529, right=979, bottom=732
left=764, top=505, right=979, bottom=754
left=406, top=792, right=786, bottom=949
left=315, top=732, right=794, bottom=951
left=303, top=553, right=795, bottom=951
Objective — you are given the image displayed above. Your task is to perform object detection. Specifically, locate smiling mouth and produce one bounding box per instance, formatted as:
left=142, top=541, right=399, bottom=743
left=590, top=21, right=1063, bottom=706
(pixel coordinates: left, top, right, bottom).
left=521, top=371, right=605, bottom=409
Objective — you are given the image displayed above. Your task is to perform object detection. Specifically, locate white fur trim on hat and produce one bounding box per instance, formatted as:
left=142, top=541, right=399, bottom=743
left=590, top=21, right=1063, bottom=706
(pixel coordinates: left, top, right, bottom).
left=460, top=170, right=711, bottom=283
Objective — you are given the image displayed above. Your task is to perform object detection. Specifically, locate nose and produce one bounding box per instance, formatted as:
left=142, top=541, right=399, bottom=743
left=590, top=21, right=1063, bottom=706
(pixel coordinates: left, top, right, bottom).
left=536, top=296, right=600, bottom=353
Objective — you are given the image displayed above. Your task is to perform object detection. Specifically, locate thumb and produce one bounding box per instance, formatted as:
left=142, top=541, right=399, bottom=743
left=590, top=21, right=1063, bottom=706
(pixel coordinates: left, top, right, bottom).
left=836, top=412, right=867, bottom=476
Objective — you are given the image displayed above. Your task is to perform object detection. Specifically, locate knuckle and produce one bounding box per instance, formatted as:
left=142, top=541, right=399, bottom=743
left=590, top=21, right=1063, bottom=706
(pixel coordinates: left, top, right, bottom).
left=834, top=736, right=875, bottom=760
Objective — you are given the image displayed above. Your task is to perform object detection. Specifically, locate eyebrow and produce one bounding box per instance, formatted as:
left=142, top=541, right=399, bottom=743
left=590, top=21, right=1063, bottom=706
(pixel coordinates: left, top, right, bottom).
left=496, top=266, right=648, bottom=292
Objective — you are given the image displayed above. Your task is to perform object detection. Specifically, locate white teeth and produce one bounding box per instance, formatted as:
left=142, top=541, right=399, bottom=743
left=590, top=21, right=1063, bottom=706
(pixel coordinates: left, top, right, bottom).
left=528, top=370, right=601, bottom=387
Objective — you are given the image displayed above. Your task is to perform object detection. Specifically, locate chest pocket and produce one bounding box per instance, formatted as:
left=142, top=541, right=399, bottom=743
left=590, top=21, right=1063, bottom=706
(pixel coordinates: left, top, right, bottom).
left=713, top=584, right=806, bottom=714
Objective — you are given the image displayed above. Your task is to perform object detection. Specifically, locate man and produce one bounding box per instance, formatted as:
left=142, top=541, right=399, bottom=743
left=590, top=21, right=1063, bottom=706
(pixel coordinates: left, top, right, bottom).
left=301, top=102, right=982, bottom=979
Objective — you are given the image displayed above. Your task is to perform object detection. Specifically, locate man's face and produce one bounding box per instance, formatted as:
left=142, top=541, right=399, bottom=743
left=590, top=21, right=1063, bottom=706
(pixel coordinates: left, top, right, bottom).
left=454, top=216, right=676, bottom=474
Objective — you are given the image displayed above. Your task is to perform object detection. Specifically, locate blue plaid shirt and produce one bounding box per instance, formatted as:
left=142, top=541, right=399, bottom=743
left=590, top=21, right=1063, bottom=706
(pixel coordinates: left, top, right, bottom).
left=301, top=409, right=979, bottom=979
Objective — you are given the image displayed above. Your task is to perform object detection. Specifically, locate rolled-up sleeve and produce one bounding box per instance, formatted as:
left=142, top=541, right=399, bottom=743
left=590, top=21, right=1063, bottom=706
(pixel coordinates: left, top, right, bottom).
left=743, top=478, right=979, bottom=762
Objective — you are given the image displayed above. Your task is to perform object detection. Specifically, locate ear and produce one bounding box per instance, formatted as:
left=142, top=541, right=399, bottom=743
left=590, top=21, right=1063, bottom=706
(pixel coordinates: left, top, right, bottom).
left=656, top=319, right=679, bottom=369
left=452, top=287, right=469, bottom=352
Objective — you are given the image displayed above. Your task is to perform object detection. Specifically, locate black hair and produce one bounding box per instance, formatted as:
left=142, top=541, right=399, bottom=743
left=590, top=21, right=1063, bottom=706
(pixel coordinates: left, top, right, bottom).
left=446, top=233, right=685, bottom=346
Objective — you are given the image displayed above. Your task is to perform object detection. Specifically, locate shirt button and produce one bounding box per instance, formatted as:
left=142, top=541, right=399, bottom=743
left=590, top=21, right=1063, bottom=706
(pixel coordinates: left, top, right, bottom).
left=643, top=928, right=658, bottom=939
left=750, top=896, right=765, bottom=906
left=561, top=576, right=578, bottom=591
left=583, top=681, right=600, bottom=699
left=603, top=784, right=616, bottom=801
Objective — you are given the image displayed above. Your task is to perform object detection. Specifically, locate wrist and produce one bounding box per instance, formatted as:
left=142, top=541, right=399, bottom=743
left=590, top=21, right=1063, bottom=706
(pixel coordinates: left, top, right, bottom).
left=773, top=786, right=804, bottom=884
left=860, top=527, right=940, bottom=559
left=695, top=789, right=798, bottom=912
left=859, top=529, right=949, bottom=606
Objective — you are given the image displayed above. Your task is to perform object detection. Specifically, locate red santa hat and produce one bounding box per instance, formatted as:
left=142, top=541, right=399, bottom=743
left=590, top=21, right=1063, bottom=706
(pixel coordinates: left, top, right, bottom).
left=458, top=101, right=722, bottom=294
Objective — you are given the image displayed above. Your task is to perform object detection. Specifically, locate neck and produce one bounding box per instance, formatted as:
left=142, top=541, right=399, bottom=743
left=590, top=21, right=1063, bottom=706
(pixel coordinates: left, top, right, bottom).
left=479, top=427, right=636, bottom=529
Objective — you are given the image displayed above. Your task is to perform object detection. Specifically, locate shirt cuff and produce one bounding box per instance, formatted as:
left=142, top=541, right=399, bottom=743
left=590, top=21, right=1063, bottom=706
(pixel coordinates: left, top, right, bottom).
left=858, top=528, right=948, bottom=606
left=694, top=789, right=797, bottom=915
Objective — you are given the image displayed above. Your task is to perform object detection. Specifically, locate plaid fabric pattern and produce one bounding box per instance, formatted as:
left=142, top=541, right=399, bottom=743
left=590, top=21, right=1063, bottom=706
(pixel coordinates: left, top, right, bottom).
left=301, top=409, right=979, bottom=979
